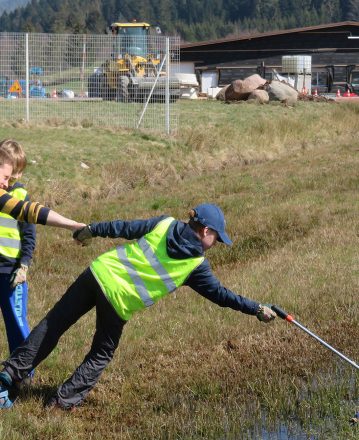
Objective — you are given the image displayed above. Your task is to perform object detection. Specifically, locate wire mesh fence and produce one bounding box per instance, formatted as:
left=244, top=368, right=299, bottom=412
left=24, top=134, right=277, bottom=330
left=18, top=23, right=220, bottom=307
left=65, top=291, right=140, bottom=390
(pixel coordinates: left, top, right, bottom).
left=0, top=32, right=180, bottom=134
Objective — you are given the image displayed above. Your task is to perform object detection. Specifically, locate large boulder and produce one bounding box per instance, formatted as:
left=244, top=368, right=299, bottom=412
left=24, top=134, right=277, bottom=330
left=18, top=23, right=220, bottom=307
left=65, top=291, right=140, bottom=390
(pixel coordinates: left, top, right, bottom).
left=225, top=74, right=267, bottom=101
left=248, top=89, right=269, bottom=104
left=216, top=84, right=230, bottom=101
left=266, top=80, right=298, bottom=105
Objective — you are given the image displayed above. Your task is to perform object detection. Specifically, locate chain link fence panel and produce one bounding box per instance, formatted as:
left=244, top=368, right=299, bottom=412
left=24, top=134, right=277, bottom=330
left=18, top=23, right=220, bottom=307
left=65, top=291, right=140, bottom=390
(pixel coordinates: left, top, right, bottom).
left=0, top=32, right=180, bottom=134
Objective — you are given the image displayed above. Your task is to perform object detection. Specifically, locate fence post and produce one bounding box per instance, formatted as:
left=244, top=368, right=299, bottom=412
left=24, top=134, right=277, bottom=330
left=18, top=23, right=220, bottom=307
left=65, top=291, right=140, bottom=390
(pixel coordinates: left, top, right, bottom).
left=165, top=37, right=170, bottom=135
left=25, top=33, right=30, bottom=123
left=80, top=35, right=86, bottom=96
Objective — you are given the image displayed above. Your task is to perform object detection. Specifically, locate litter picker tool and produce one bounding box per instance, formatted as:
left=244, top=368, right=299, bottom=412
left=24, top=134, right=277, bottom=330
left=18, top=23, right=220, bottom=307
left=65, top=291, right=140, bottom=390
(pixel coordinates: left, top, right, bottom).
left=271, top=305, right=359, bottom=371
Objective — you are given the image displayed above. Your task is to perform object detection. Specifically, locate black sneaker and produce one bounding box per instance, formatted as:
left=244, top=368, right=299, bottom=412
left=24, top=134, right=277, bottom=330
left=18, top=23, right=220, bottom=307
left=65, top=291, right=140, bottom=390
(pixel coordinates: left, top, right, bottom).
left=45, top=395, right=76, bottom=412
left=13, top=375, right=33, bottom=391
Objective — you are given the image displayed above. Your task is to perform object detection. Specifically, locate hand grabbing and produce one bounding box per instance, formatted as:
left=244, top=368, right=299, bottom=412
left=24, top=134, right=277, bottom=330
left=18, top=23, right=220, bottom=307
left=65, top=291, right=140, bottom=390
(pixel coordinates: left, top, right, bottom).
left=10, top=264, right=28, bottom=289
left=73, top=225, right=93, bottom=246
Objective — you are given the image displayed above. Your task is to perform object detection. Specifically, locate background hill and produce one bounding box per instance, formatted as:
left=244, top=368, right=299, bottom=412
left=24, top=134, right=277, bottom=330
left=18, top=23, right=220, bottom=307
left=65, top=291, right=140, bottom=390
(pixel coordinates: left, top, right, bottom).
left=0, top=0, right=358, bottom=42
left=0, top=0, right=29, bottom=15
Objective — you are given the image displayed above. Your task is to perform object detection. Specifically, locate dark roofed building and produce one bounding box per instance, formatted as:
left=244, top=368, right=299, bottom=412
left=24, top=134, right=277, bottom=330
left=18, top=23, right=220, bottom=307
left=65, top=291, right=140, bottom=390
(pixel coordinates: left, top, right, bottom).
left=180, top=21, right=359, bottom=94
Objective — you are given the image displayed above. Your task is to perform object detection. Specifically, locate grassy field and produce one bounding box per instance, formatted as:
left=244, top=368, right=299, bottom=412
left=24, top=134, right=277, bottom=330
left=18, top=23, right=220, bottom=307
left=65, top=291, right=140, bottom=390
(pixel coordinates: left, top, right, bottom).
left=0, top=99, right=358, bottom=439
left=0, top=98, right=174, bottom=131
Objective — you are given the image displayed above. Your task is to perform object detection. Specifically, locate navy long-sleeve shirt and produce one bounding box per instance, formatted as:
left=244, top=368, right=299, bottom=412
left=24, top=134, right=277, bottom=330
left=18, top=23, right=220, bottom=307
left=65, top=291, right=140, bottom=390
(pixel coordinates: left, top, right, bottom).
left=89, top=215, right=260, bottom=316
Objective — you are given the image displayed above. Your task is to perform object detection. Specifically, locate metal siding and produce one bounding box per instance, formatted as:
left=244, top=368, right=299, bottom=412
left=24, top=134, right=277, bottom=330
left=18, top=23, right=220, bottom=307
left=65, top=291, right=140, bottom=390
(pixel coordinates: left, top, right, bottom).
left=181, top=23, right=359, bottom=68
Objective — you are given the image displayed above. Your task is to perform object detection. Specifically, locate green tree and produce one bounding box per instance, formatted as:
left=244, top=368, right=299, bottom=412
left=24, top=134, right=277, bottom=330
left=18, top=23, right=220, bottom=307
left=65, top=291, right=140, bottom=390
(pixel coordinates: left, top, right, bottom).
left=347, top=0, right=359, bottom=19
left=0, top=0, right=349, bottom=41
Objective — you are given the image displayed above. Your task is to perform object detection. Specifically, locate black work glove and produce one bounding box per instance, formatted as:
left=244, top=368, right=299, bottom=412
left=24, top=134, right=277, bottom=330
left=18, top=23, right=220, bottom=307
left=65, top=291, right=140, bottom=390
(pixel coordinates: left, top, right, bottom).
left=73, top=225, right=93, bottom=246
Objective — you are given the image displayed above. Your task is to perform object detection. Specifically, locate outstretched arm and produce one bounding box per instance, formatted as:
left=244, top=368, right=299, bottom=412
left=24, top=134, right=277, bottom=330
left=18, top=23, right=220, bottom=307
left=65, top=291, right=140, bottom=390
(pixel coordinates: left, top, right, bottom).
left=186, top=260, right=260, bottom=315
left=186, top=260, right=276, bottom=321
left=73, top=215, right=167, bottom=244
left=46, top=210, right=85, bottom=231
left=0, top=189, right=84, bottom=230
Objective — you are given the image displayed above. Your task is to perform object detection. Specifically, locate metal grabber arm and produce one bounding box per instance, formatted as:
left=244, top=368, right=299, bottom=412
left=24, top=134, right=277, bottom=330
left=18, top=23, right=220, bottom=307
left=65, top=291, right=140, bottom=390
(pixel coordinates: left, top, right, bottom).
left=271, top=305, right=359, bottom=371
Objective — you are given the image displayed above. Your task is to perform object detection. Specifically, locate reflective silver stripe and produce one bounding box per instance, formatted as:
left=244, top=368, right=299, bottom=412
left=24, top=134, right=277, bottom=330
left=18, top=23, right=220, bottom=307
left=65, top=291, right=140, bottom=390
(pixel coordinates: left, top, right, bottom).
left=0, top=237, right=21, bottom=250
left=138, top=237, right=177, bottom=292
left=0, top=217, right=18, bottom=228
left=116, top=246, right=154, bottom=307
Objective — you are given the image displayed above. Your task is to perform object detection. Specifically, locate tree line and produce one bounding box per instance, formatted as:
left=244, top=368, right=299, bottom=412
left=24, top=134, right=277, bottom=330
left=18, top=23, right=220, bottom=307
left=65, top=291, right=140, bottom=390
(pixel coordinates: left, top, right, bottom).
left=0, top=0, right=358, bottom=41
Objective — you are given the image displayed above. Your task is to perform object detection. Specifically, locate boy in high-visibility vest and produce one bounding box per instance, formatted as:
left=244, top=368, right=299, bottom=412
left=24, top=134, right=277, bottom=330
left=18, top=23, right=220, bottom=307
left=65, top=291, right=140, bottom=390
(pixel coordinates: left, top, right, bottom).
left=0, top=140, right=36, bottom=384
left=0, top=203, right=276, bottom=410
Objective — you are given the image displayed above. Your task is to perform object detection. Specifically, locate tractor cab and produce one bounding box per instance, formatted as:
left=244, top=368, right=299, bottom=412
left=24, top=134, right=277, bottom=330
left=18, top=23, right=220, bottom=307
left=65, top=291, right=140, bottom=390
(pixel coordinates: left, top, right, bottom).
left=110, top=22, right=151, bottom=59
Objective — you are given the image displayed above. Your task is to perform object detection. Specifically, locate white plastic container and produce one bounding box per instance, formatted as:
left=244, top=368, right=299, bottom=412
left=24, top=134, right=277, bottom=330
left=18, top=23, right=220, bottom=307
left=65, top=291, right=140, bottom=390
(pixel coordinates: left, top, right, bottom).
left=201, top=71, right=218, bottom=93
left=282, top=55, right=312, bottom=74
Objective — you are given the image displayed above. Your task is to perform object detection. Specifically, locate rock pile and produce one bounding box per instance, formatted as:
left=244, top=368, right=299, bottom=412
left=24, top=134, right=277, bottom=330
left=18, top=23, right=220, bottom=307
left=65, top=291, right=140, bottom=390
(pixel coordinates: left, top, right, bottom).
left=217, top=74, right=300, bottom=105
left=216, top=73, right=337, bottom=104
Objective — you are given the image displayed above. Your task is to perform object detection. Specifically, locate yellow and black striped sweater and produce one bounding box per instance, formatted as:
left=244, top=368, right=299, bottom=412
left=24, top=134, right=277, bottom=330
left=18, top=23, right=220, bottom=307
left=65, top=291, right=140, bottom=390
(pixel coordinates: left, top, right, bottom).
left=0, top=188, right=49, bottom=224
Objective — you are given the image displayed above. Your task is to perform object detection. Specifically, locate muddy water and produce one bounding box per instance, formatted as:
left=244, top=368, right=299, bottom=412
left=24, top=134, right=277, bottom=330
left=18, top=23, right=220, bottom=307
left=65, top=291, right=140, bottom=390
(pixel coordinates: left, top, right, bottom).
left=246, top=368, right=358, bottom=439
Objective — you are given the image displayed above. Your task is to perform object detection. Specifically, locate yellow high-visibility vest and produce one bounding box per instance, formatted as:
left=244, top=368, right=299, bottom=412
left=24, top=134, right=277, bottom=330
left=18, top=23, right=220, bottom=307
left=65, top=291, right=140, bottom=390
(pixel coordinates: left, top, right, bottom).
left=0, top=187, right=27, bottom=259
left=91, top=217, right=204, bottom=320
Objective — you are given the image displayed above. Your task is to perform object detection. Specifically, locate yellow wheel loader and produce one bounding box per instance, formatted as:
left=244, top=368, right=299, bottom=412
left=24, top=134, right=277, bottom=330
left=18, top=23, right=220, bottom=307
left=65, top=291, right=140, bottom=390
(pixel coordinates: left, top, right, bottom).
left=88, top=21, right=179, bottom=102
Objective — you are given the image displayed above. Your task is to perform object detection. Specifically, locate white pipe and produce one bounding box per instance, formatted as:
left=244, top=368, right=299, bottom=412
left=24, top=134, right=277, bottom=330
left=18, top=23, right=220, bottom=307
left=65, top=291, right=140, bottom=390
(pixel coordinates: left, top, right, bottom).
left=292, top=319, right=359, bottom=371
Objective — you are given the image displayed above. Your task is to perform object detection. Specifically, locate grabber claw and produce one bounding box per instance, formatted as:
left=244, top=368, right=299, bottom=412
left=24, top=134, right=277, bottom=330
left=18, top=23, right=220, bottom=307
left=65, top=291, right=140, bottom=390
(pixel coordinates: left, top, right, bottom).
left=349, top=411, right=359, bottom=426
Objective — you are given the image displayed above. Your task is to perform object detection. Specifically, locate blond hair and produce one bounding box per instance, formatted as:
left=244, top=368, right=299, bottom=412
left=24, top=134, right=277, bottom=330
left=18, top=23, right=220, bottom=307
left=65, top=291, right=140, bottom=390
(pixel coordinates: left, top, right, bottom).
left=0, top=139, right=27, bottom=174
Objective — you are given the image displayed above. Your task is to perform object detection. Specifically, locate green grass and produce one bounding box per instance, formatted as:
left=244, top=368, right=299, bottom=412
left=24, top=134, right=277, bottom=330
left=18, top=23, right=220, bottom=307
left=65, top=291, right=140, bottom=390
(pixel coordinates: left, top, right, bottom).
left=0, top=98, right=177, bottom=131
left=0, top=100, right=358, bottom=439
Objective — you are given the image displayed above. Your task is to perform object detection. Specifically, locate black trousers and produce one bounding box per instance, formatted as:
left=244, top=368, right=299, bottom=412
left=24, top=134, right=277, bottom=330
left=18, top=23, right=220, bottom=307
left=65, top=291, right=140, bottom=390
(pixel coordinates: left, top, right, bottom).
left=3, top=268, right=126, bottom=408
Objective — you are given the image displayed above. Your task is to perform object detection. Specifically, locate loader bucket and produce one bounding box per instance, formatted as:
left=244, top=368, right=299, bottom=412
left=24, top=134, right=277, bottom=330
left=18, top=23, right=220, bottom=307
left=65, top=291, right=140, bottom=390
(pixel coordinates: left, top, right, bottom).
left=131, top=76, right=180, bottom=102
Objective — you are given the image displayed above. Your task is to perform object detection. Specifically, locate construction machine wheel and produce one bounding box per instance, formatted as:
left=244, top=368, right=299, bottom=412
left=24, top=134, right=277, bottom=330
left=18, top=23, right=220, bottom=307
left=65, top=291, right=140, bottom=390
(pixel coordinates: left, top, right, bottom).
left=100, top=76, right=116, bottom=101
left=88, top=73, right=102, bottom=98
left=116, top=76, right=130, bottom=102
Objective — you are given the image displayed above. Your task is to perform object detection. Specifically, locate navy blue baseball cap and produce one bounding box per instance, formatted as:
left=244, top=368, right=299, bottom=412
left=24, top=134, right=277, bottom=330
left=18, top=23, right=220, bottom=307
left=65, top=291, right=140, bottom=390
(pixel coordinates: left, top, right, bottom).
left=193, top=203, right=232, bottom=245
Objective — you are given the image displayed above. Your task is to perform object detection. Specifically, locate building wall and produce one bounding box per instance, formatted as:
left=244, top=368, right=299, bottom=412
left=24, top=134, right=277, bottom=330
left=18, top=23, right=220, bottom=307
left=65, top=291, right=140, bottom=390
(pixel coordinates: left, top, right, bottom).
left=180, top=23, right=359, bottom=90
left=215, top=52, right=359, bottom=85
